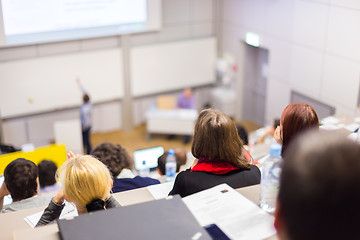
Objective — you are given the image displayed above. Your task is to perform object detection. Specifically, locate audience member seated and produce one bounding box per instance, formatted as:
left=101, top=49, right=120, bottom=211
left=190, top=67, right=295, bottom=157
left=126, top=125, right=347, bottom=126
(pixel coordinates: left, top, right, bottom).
left=36, top=155, right=120, bottom=226
left=91, top=143, right=160, bottom=193
left=274, top=103, right=319, bottom=157
left=169, top=109, right=261, bottom=197
left=157, top=148, right=187, bottom=176
left=256, top=118, right=280, bottom=144
left=236, top=124, right=249, bottom=145
left=0, top=158, right=51, bottom=213
left=275, top=130, right=360, bottom=240
left=38, top=160, right=61, bottom=196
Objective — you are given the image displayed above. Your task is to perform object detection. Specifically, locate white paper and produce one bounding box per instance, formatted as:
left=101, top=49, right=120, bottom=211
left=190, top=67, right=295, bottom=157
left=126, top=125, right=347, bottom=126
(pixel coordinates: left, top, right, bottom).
left=321, top=116, right=340, bottom=125
left=147, top=181, right=174, bottom=200
left=24, top=201, right=78, bottom=228
left=344, top=123, right=359, bottom=132
left=182, top=184, right=276, bottom=240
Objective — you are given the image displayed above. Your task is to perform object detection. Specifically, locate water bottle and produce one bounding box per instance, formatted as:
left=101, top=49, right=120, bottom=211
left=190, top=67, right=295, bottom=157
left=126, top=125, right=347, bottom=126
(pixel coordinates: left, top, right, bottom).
left=260, top=143, right=282, bottom=213
left=165, top=149, right=176, bottom=182
left=139, top=160, right=150, bottom=177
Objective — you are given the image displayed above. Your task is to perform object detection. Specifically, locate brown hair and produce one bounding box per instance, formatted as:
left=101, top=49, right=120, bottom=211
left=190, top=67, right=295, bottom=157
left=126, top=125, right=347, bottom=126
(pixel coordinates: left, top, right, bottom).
left=281, top=103, right=319, bottom=156
left=191, top=109, right=250, bottom=169
left=91, top=142, right=134, bottom=179
left=4, top=158, right=38, bottom=201
left=278, top=131, right=360, bottom=240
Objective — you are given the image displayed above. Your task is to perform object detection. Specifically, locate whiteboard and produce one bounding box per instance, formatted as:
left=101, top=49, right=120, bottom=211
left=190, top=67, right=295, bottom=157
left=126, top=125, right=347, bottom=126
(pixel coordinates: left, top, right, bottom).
left=0, top=48, right=123, bottom=118
left=130, top=37, right=217, bottom=97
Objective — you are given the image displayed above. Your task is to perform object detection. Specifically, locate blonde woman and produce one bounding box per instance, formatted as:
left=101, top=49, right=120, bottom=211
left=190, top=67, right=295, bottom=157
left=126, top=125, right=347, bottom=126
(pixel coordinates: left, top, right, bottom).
left=36, top=155, right=120, bottom=226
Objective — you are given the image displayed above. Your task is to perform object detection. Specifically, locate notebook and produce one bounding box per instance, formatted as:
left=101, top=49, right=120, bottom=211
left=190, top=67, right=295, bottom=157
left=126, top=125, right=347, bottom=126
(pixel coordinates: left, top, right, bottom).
left=58, top=195, right=211, bottom=240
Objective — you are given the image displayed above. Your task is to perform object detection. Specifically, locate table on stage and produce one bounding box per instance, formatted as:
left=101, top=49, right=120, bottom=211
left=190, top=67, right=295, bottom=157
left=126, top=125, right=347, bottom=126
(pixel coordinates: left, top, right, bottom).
left=145, top=109, right=198, bottom=138
left=0, top=184, right=277, bottom=240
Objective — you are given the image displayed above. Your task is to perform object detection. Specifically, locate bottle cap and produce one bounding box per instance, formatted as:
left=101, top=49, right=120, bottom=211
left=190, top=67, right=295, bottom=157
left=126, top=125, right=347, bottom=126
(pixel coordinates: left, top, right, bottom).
left=270, top=143, right=282, bottom=157
left=168, top=149, right=175, bottom=155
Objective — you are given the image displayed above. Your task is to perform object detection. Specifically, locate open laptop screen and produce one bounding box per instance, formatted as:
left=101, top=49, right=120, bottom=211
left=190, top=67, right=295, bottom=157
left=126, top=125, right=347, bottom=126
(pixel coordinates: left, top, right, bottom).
left=133, top=146, right=164, bottom=171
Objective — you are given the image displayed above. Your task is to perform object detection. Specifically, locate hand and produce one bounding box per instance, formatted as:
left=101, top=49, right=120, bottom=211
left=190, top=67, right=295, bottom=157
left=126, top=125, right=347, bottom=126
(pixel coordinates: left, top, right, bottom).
left=274, top=126, right=283, bottom=145
left=67, top=151, right=80, bottom=159
left=0, top=182, right=10, bottom=198
left=54, top=188, right=65, bottom=205
left=76, top=78, right=81, bottom=85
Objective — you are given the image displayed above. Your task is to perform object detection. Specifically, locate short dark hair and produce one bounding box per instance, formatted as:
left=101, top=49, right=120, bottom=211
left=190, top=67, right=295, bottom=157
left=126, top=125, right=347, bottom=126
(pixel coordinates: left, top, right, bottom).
left=91, top=142, right=134, bottom=179
left=4, top=158, right=38, bottom=201
left=83, top=94, right=90, bottom=103
left=38, top=160, right=57, bottom=189
left=157, top=149, right=187, bottom=175
left=236, top=124, right=248, bottom=145
left=278, top=131, right=360, bottom=240
left=191, top=109, right=249, bottom=169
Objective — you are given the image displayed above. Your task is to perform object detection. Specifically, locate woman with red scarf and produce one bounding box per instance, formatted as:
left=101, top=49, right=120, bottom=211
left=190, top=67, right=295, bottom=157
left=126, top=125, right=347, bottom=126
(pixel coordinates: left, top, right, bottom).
left=169, top=109, right=260, bottom=197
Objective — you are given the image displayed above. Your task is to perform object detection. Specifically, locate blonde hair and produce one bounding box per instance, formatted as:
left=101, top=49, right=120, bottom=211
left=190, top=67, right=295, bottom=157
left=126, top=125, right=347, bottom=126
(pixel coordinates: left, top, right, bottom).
left=57, top=155, right=112, bottom=210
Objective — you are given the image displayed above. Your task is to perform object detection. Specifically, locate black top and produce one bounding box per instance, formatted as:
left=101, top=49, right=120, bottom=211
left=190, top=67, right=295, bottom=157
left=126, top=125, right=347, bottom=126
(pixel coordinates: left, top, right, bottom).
left=169, top=165, right=261, bottom=197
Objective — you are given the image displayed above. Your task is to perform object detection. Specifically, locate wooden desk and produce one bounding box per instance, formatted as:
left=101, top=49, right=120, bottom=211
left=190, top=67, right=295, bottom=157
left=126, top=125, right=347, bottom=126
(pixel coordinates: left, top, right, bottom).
left=11, top=184, right=277, bottom=240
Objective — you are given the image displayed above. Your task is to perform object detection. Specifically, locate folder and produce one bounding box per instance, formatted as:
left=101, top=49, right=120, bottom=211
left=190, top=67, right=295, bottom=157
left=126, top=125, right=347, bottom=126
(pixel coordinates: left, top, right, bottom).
left=57, top=195, right=211, bottom=240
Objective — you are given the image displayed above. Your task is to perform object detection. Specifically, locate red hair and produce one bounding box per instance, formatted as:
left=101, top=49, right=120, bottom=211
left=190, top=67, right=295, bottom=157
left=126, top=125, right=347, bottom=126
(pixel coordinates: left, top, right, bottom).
left=281, top=103, right=319, bottom=156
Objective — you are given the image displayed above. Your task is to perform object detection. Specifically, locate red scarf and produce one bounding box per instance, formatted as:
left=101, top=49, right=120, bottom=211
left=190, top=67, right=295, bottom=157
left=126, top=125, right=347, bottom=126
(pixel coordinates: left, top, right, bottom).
left=190, top=158, right=240, bottom=174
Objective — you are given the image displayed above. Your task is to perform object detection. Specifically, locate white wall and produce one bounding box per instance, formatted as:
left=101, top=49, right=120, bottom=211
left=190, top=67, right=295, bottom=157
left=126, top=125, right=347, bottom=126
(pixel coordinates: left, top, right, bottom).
left=1, top=0, right=216, bottom=148
left=221, top=0, right=360, bottom=124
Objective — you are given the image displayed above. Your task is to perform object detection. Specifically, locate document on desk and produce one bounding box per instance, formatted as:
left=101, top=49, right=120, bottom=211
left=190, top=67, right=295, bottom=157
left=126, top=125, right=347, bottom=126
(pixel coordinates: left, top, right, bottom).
left=147, top=181, right=174, bottom=199
left=182, top=184, right=276, bottom=240
left=24, top=201, right=78, bottom=228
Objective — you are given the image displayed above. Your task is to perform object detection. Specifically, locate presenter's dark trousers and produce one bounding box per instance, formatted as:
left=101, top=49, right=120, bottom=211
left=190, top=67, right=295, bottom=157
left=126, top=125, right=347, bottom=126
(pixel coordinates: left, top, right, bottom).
left=82, top=127, right=92, bottom=154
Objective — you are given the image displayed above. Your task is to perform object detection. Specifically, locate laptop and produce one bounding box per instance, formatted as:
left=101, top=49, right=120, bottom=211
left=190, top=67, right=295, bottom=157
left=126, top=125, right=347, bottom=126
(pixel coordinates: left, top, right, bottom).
left=58, top=195, right=211, bottom=240
left=133, top=146, right=164, bottom=171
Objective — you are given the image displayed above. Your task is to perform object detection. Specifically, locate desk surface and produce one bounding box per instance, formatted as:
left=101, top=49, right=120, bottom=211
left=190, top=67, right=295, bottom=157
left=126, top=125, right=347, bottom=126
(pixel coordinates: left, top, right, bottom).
left=9, top=184, right=277, bottom=240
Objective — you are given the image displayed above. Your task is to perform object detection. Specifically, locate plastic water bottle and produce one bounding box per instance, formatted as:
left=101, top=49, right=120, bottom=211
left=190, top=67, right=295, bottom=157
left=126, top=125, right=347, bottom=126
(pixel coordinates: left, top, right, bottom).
left=165, top=149, right=176, bottom=182
left=260, top=143, right=282, bottom=213
left=139, top=160, right=150, bottom=177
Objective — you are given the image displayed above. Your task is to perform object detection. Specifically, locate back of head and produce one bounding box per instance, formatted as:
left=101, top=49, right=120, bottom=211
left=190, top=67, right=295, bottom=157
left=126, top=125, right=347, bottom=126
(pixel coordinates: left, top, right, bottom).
left=91, top=142, right=134, bottom=179
left=281, top=103, right=319, bottom=156
left=157, top=150, right=186, bottom=175
left=38, top=160, right=57, bottom=189
left=4, top=158, right=38, bottom=201
left=58, top=155, right=112, bottom=211
left=191, top=108, right=249, bottom=169
left=278, top=131, right=360, bottom=240
left=236, top=124, right=249, bottom=145
left=83, top=94, right=90, bottom=103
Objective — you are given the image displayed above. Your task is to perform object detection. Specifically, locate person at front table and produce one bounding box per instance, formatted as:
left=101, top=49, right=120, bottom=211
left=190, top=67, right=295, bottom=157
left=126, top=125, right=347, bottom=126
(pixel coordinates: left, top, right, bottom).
left=169, top=109, right=261, bottom=198
left=177, top=88, right=195, bottom=109
left=0, top=158, right=51, bottom=213
left=36, top=155, right=120, bottom=226
left=274, top=131, right=360, bottom=240
left=177, top=88, right=196, bottom=144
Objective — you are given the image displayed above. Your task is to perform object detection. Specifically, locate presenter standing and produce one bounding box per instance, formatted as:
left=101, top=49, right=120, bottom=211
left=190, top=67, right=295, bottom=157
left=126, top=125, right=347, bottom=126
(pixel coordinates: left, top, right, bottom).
left=77, top=78, right=92, bottom=154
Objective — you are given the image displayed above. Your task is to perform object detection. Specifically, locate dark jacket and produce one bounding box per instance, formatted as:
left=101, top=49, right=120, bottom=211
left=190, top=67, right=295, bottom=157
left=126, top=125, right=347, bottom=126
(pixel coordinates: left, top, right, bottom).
left=169, top=165, right=261, bottom=197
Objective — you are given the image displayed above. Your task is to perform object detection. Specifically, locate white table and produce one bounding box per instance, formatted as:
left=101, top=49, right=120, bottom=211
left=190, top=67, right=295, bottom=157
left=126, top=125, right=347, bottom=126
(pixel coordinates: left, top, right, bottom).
left=146, top=109, right=198, bottom=137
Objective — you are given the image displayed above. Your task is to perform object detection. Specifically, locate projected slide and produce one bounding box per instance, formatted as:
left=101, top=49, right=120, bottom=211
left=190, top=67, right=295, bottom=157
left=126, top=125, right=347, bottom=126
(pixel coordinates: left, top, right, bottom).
left=0, top=0, right=161, bottom=46
left=2, top=0, right=146, bottom=35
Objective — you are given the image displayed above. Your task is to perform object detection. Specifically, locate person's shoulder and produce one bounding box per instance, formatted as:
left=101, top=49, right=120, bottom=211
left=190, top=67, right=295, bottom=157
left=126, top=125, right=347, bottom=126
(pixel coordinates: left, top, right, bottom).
left=134, top=176, right=160, bottom=184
